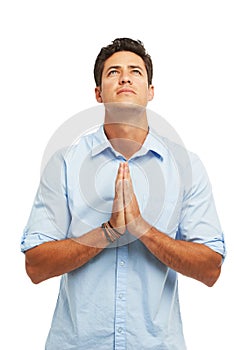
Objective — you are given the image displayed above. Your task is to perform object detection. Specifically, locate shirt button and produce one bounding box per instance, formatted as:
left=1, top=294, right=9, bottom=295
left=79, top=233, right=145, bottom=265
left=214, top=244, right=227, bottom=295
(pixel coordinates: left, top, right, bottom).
left=119, top=293, right=123, bottom=299
left=118, top=327, right=123, bottom=333
left=120, top=261, right=125, bottom=266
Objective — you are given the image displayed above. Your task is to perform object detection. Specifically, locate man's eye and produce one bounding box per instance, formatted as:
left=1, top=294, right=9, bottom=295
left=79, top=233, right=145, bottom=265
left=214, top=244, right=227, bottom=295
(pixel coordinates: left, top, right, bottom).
left=132, top=69, right=141, bottom=75
left=108, top=70, right=118, bottom=76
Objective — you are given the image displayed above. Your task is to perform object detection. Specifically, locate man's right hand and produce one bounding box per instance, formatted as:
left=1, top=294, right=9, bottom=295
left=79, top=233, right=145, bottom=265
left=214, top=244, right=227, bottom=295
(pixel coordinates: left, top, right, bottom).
left=109, top=162, right=126, bottom=234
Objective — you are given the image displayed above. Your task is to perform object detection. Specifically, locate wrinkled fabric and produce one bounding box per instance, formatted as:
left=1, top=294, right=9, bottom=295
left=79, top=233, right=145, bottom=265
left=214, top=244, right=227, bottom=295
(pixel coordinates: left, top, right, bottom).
left=21, top=125, right=225, bottom=350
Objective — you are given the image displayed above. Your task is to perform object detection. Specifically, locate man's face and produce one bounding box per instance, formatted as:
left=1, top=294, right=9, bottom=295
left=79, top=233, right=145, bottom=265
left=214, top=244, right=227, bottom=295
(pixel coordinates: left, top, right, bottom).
left=95, top=51, right=154, bottom=107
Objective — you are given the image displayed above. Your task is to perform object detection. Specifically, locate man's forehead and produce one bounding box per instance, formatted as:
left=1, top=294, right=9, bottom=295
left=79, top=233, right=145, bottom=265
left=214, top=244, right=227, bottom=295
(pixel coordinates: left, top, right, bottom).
left=103, top=51, right=146, bottom=69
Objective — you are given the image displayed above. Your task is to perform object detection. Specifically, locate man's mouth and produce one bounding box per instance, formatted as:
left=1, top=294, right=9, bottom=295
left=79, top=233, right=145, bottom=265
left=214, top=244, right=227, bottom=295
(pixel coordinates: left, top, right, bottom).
left=117, top=88, right=136, bottom=95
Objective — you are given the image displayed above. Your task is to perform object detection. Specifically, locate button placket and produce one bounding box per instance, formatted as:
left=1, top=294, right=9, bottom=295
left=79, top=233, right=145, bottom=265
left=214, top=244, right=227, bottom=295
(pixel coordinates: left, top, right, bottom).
left=114, top=245, right=128, bottom=349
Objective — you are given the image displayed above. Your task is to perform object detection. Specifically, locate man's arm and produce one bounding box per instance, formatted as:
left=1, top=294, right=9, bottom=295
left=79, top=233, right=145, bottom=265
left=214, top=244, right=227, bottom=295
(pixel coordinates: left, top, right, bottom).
left=25, top=228, right=108, bottom=284
left=138, top=226, right=222, bottom=287
left=122, top=162, right=223, bottom=287
left=25, top=163, right=126, bottom=284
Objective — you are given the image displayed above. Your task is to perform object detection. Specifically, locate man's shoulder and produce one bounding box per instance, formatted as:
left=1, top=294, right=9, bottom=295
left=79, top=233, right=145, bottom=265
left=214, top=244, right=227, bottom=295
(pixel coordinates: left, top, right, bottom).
left=149, top=126, right=196, bottom=161
left=148, top=126, right=204, bottom=187
left=60, top=124, right=104, bottom=158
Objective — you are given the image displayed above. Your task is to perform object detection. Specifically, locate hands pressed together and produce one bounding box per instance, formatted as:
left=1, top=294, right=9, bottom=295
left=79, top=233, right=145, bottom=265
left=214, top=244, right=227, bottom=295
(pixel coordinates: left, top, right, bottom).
left=106, top=162, right=150, bottom=240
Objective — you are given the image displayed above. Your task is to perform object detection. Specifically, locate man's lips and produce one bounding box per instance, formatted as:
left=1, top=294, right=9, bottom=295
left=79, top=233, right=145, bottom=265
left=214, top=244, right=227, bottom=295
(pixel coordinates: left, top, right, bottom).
left=117, top=88, right=136, bottom=95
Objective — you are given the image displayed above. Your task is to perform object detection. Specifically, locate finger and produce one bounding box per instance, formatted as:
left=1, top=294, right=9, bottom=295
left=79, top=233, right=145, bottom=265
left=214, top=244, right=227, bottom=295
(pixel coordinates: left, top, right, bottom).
left=115, top=176, right=123, bottom=201
left=123, top=162, right=130, bottom=181
left=123, top=162, right=134, bottom=194
left=113, top=163, right=124, bottom=212
left=115, top=162, right=124, bottom=197
left=124, top=162, right=134, bottom=185
left=123, top=177, right=132, bottom=208
left=115, top=162, right=124, bottom=184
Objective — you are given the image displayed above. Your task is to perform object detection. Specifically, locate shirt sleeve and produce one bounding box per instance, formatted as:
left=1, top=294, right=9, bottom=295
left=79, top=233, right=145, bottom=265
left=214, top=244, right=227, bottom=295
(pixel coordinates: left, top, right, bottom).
left=177, top=153, right=226, bottom=259
left=21, top=149, right=71, bottom=252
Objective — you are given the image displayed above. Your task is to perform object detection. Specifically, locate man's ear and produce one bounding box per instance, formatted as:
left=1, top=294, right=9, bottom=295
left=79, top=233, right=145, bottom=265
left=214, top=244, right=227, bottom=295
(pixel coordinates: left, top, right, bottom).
left=148, top=85, right=154, bottom=102
left=95, top=87, right=103, bottom=103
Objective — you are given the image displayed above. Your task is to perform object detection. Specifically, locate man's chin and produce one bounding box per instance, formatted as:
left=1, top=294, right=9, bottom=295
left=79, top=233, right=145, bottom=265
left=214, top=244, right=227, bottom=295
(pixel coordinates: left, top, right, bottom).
left=104, top=101, right=146, bottom=120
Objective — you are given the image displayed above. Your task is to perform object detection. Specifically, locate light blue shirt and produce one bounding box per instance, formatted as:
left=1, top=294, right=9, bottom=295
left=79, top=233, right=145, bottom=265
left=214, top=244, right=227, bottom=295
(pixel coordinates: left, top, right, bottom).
left=21, top=125, right=226, bottom=350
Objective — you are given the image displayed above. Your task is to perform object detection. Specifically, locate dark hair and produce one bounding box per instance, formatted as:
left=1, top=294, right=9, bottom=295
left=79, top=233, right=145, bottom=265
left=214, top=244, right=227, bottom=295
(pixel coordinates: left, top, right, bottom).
left=94, top=38, right=153, bottom=87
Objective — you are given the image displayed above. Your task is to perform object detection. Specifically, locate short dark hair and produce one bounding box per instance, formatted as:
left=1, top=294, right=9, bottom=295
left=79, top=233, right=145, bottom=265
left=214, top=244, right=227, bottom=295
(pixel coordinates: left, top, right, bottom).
left=94, top=38, right=153, bottom=87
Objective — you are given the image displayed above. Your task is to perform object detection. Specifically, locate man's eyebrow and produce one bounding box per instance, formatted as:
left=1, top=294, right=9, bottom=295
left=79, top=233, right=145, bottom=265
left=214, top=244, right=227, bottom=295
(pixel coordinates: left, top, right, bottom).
left=128, top=65, right=144, bottom=71
left=105, top=65, right=144, bottom=73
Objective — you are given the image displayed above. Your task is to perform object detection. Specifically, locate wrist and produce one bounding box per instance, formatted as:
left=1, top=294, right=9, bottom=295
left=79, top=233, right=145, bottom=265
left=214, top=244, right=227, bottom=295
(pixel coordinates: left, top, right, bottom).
left=101, top=221, right=126, bottom=243
left=127, top=216, right=151, bottom=238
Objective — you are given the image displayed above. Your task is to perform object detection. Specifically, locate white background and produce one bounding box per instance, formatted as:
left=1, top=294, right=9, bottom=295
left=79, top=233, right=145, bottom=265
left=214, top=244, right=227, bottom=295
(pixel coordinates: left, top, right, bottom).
left=1, top=1, right=233, bottom=349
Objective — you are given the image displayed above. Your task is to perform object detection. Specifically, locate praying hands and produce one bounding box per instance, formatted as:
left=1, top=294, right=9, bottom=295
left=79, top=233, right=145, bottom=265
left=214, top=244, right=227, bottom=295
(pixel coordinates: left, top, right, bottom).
left=108, top=162, right=150, bottom=239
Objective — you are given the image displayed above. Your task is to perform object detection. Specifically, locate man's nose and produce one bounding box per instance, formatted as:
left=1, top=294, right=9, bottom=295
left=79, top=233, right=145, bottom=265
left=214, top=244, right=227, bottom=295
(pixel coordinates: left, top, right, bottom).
left=119, top=70, right=132, bottom=84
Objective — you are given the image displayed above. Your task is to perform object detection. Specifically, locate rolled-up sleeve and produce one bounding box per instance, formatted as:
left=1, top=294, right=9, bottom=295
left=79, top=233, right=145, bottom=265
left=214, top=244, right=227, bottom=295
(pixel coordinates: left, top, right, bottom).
left=177, top=153, right=226, bottom=259
left=21, top=149, right=71, bottom=252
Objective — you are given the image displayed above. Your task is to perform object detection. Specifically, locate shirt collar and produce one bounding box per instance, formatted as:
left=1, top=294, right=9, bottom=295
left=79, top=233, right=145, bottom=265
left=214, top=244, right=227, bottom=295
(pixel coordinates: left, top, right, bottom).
left=91, top=124, right=165, bottom=161
left=91, top=125, right=112, bottom=157
left=143, top=127, right=165, bottom=161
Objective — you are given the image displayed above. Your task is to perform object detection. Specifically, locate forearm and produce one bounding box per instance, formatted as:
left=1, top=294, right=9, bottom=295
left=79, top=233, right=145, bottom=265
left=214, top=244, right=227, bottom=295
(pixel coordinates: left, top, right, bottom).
left=25, top=227, right=108, bottom=284
left=138, top=223, right=222, bottom=287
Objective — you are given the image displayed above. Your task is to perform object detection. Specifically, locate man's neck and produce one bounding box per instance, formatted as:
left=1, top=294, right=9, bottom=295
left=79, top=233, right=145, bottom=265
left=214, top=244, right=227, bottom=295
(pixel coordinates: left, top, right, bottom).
left=104, top=120, right=149, bottom=160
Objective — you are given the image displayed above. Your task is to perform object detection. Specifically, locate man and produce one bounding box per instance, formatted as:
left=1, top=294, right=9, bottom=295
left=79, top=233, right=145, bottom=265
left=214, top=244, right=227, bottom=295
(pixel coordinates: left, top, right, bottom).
left=21, top=38, right=225, bottom=349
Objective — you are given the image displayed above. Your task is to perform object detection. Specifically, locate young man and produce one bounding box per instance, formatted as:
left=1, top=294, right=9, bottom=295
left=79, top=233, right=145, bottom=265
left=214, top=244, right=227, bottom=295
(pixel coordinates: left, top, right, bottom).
left=21, top=38, right=225, bottom=349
